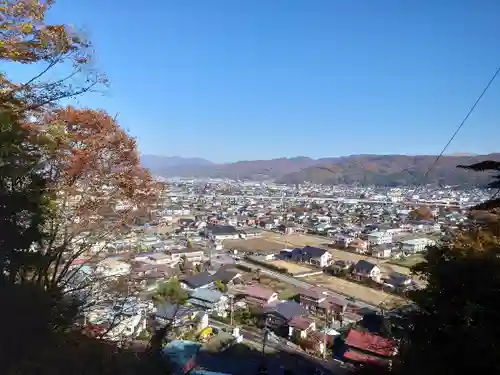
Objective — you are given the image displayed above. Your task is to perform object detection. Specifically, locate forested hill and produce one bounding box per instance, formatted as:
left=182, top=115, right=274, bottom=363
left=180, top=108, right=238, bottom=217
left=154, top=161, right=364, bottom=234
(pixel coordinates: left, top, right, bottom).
left=276, top=154, right=500, bottom=186
left=144, top=153, right=500, bottom=186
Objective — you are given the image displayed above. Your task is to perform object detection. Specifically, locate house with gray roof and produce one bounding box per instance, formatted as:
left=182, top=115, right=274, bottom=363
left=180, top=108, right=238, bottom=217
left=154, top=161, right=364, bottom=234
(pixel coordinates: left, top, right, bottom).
left=187, top=289, right=228, bottom=316
left=181, top=272, right=216, bottom=290
left=291, top=246, right=332, bottom=268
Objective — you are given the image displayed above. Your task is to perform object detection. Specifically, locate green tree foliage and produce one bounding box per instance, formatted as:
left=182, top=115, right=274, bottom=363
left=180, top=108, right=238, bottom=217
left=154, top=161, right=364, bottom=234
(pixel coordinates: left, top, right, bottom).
left=353, top=218, right=500, bottom=375
left=0, top=3, right=167, bottom=374
left=214, top=279, right=227, bottom=292
left=397, top=233, right=500, bottom=375
left=149, top=280, right=189, bottom=355
left=0, top=109, right=51, bottom=283
left=235, top=309, right=254, bottom=326
left=151, top=279, right=188, bottom=305
left=458, top=160, right=500, bottom=210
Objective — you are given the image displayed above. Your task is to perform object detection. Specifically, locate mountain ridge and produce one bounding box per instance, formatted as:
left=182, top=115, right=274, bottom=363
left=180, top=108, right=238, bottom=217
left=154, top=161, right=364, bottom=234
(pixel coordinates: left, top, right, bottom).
left=141, top=153, right=500, bottom=186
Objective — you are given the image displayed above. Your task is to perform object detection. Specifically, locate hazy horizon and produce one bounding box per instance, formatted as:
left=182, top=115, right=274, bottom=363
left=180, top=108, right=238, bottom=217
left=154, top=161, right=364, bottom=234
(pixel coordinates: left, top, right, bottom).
left=142, top=151, right=491, bottom=164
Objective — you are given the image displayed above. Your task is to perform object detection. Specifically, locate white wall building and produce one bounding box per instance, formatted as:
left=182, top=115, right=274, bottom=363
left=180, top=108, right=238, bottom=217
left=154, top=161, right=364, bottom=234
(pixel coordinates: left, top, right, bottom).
left=95, top=259, right=131, bottom=278
left=366, top=231, right=393, bottom=245
left=400, top=238, right=436, bottom=253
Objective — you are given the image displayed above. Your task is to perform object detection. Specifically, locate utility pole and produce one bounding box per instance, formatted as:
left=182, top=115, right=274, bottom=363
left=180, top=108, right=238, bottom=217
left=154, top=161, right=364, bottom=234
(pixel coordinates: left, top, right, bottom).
left=262, top=326, right=269, bottom=356
left=323, top=310, right=328, bottom=359
left=229, top=295, right=234, bottom=326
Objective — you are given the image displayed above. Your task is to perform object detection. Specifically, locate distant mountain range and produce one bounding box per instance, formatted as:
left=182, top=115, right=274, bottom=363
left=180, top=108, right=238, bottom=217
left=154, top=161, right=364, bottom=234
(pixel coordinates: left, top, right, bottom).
left=141, top=155, right=213, bottom=170
left=141, top=153, right=500, bottom=186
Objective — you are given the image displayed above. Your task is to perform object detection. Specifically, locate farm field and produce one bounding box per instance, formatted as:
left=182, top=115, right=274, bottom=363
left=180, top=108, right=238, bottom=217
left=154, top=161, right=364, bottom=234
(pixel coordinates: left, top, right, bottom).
left=266, top=259, right=315, bottom=275
left=264, top=232, right=327, bottom=248
left=388, top=255, right=425, bottom=269
left=304, top=274, right=406, bottom=307
left=265, top=232, right=419, bottom=277
left=228, top=232, right=424, bottom=289
left=258, top=275, right=300, bottom=300
left=224, top=238, right=283, bottom=253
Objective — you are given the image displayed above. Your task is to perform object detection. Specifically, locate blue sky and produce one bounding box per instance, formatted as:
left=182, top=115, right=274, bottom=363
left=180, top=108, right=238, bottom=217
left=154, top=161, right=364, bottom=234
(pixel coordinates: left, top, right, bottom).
left=5, top=0, right=500, bottom=162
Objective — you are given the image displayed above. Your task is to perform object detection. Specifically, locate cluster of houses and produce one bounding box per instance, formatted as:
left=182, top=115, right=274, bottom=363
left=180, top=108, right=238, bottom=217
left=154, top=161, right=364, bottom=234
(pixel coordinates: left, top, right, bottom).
left=271, top=246, right=414, bottom=291
left=333, top=230, right=437, bottom=260
left=151, top=266, right=399, bottom=367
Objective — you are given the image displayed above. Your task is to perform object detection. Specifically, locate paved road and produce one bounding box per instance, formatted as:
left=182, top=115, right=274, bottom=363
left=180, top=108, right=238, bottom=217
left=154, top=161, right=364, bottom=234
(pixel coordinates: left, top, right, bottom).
left=209, top=319, right=349, bottom=375
left=236, top=259, right=379, bottom=311
left=166, top=192, right=474, bottom=208
left=208, top=249, right=380, bottom=311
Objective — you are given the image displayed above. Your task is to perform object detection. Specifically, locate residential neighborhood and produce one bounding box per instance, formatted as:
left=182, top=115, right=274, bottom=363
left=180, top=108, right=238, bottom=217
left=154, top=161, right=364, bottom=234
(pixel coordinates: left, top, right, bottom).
left=70, top=180, right=489, bottom=373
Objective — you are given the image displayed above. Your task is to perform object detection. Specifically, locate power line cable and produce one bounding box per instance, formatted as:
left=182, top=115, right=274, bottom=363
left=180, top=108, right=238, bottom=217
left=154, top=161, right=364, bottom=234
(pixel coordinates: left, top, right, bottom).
left=412, top=65, right=500, bottom=196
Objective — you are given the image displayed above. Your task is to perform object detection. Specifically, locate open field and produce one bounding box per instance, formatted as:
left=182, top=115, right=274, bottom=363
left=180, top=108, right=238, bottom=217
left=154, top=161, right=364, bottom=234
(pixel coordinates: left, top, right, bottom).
left=224, top=238, right=283, bottom=253
left=259, top=276, right=299, bottom=300
left=265, top=232, right=419, bottom=277
left=267, top=259, right=314, bottom=275
left=388, top=255, right=425, bottom=269
left=304, top=274, right=406, bottom=307
left=264, top=232, right=327, bottom=248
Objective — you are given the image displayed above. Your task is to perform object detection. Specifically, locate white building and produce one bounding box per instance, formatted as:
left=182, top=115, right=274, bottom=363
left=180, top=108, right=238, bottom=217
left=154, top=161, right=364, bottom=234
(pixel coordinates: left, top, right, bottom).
left=106, top=313, right=145, bottom=341
left=372, top=247, right=392, bottom=259
left=400, top=238, right=435, bottom=253
left=366, top=231, right=393, bottom=245
left=95, top=259, right=131, bottom=278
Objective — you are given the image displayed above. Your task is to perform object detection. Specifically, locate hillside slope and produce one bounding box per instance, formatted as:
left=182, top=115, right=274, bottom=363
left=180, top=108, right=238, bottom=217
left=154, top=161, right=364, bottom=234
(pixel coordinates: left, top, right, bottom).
left=144, top=153, right=500, bottom=186
left=277, top=154, right=500, bottom=186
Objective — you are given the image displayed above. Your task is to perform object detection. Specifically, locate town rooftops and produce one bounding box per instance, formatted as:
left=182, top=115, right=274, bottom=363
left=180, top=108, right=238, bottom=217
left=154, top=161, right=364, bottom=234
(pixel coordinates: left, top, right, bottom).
left=155, top=304, right=198, bottom=320
left=298, top=287, right=327, bottom=301
left=148, top=252, right=170, bottom=260
left=288, top=316, right=314, bottom=330
left=400, top=238, right=431, bottom=246
left=345, top=329, right=397, bottom=357
left=182, top=271, right=215, bottom=289
left=301, top=245, right=328, bottom=258
left=242, top=227, right=264, bottom=234
left=189, top=288, right=224, bottom=304
left=322, top=295, right=349, bottom=309
left=134, top=251, right=161, bottom=259
left=206, top=225, right=238, bottom=235
left=169, top=248, right=204, bottom=255
left=212, top=267, right=240, bottom=283
left=367, top=231, right=391, bottom=238
left=354, top=259, right=377, bottom=273
left=265, top=300, right=305, bottom=321
left=243, top=285, right=276, bottom=301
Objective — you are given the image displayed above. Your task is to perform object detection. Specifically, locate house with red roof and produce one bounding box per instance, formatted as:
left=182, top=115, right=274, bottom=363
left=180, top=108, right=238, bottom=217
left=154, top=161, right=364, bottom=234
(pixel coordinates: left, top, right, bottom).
left=288, top=316, right=315, bottom=340
left=241, top=284, right=278, bottom=306
left=343, top=329, right=397, bottom=367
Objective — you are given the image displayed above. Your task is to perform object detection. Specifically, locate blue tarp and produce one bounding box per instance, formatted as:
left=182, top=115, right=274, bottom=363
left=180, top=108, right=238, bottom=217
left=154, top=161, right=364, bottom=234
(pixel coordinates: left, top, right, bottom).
left=162, top=340, right=201, bottom=374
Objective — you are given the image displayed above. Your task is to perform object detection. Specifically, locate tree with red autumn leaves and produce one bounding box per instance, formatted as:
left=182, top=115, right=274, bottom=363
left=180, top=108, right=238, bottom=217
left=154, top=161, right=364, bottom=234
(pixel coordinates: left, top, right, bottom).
left=0, top=2, right=167, bottom=373
left=0, top=0, right=107, bottom=115
left=408, top=206, right=434, bottom=221
left=16, top=106, right=162, bottom=290
left=1, top=104, right=164, bottom=373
